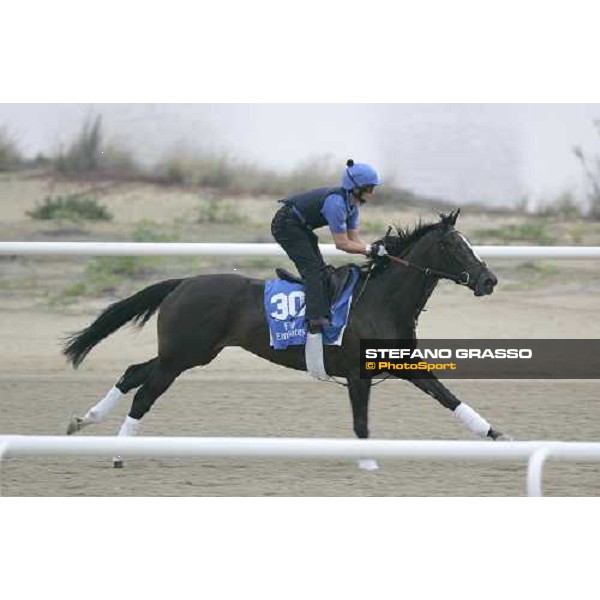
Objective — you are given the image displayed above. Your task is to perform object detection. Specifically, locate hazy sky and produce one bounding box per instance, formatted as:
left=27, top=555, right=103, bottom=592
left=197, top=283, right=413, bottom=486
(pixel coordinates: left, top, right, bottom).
left=1, top=103, right=599, bottom=208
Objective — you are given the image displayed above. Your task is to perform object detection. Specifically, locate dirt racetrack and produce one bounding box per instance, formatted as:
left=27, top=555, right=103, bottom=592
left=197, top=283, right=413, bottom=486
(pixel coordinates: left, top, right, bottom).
left=2, top=282, right=599, bottom=496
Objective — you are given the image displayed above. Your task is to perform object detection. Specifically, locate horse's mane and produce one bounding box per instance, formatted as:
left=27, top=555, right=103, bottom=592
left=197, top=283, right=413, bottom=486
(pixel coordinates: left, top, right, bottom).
left=384, top=220, right=441, bottom=257
left=362, top=210, right=460, bottom=272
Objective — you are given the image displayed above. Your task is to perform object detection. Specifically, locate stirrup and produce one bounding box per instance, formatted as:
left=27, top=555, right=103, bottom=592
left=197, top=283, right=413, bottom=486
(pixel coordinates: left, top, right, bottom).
left=308, top=317, right=331, bottom=334
left=305, top=332, right=331, bottom=381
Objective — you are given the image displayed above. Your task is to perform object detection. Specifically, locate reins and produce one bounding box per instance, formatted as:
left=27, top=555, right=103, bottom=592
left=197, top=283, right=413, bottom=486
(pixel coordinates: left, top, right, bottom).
left=353, top=249, right=474, bottom=310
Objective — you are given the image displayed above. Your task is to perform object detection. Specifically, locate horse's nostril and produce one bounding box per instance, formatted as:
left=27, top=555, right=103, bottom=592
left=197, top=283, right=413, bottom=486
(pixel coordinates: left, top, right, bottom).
left=483, top=278, right=495, bottom=294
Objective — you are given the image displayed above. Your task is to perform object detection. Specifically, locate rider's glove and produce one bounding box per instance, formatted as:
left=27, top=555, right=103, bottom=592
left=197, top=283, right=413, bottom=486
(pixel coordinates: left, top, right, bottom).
left=367, top=241, right=388, bottom=258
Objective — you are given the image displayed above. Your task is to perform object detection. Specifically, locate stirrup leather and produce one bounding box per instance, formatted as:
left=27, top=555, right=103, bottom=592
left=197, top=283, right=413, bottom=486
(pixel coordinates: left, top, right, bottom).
left=305, top=332, right=331, bottom=381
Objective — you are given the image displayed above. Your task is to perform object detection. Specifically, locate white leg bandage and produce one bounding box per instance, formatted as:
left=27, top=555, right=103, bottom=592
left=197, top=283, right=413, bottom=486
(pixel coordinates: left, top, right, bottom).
left=83, top=386, right=123, bottom=424
left=357, top=458, right=380, bottom=471
left=453, top=403, right=490, bottom=438
left=114, top=415, right=140, bottom=465
left=118, top=415, right=141, bottom=437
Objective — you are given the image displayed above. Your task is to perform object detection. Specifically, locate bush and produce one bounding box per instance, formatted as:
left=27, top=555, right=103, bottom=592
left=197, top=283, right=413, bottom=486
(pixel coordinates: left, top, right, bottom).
left=197, top=198, right=244, bottom=224
left=0, top=126, right=22, bottom=171
left=154, top=151, right=340, bottom=197
left=537, top=191, right=582, bottom=218
left=98, top=142, right=140, bottom=177
left=573, top=120, right=600, bottom=219
left=54, top=114, right=138, bottom=177
left=132, top=219, right=177, bottom=242
left=151, top=149, right=429, bottom=205
left=273, top=155, right=338, bottom=194
left=154, top=150, right=236, bottom=188
left=55, top=115, right=103, bottom=174
left=27, top=194, right=112, bottom=222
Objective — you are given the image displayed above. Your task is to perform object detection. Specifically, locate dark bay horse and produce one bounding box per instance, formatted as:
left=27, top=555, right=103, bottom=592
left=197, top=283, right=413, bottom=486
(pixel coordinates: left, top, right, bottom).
left=64, top=209, right=510, bottom=468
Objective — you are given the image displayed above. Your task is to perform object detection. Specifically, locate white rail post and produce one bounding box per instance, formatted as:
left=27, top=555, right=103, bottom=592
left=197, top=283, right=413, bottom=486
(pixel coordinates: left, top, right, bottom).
left=0, top=438, right=9, bottom=496
left=527, top=446, right=552, bottom=497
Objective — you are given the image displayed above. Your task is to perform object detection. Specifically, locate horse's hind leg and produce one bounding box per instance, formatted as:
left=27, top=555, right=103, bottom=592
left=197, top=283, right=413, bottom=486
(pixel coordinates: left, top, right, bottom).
left=113, top=360, right=181, bottom=467
left=67, top=358, right=158, bottom=435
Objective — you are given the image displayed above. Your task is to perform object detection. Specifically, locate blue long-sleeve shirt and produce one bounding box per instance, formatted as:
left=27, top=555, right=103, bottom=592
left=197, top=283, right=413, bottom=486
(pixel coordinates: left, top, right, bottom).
left=321, top=192, right=360, bottom=234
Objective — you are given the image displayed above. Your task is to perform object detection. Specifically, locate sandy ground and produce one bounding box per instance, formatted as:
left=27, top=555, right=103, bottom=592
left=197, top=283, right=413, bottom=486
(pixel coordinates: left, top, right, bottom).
left=1, top=173, right=599, bottom=495
left=1, top=284, right=599, bottom=496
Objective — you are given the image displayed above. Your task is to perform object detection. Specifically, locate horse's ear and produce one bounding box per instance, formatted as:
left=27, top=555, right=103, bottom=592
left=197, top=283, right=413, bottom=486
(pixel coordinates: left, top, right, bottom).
left=439, top=208, right=460, bottom=226
left=439, top=211, right=451, bottom=225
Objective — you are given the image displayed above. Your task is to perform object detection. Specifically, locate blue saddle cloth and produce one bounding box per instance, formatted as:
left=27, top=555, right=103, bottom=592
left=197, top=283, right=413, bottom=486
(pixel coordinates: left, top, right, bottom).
left=264, top=267, right=360, bottom=350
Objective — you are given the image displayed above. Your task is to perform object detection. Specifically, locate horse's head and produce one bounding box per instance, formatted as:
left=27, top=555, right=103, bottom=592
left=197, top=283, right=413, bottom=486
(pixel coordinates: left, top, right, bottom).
left=378, top=209, right=498, bottom=297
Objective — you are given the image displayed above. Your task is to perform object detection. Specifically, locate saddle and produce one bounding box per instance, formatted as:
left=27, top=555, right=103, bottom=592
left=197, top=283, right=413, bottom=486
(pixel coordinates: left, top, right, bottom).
left=275, top=264, right=358, bottom=305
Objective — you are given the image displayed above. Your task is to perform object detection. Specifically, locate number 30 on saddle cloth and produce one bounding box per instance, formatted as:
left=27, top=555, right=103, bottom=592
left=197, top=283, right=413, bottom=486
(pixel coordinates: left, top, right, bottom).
left=263, top=267, right=360, bottom=350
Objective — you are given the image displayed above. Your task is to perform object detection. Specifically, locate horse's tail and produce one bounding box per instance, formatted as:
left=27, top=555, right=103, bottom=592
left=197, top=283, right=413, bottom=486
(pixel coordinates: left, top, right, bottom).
left=63, top=278, right=185, bottom=368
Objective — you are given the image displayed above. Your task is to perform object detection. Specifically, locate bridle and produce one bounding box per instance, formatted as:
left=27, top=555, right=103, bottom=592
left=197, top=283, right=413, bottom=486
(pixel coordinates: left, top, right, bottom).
left=387, top=254, right=471, bottom=285
left=387, top=228, right=486, bottom=287
left=353, top=227, right=485, bottom=307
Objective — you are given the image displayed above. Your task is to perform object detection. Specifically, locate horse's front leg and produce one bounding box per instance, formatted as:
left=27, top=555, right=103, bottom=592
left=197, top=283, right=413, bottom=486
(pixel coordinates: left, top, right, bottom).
left=347, top=375, right=379, bottom=470
left=406, top=372, right=511, bottom=440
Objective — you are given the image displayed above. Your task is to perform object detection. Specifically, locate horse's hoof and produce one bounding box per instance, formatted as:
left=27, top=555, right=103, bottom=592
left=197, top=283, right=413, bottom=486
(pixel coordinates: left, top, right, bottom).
left=357, top=458, right=380, bottom=471
left=113, top=459, right=124, bottom=469
left=489, top=428, right=513, bottom=442
left=67, top=417, right=84, bottom=436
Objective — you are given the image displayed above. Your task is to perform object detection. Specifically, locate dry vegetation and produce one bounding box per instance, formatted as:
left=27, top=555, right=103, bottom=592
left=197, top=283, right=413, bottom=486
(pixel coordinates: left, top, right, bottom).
left=0, top=126, right=22, bottom=171
left=1, top=114, right=600, bottom=310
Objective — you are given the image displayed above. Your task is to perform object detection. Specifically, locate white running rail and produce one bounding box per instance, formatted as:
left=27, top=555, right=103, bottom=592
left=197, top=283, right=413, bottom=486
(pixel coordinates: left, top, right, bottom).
left=1, top=436, right=600, bottom=496
left=0, top=242, right=599, bottom=259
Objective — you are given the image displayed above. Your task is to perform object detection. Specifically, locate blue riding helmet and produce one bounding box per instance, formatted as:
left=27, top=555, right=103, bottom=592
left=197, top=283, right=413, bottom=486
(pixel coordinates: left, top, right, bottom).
left=342, top=159, right=381, bottom=191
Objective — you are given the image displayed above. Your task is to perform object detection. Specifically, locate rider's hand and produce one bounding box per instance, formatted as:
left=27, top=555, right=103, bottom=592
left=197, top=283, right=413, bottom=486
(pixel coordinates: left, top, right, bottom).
left=368, top=241, right=388, bottom=258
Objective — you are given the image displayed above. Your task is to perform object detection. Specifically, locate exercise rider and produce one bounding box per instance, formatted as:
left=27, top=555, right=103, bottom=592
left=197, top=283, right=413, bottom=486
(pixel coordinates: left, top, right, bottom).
left=270, top=158, right=387, bottom=379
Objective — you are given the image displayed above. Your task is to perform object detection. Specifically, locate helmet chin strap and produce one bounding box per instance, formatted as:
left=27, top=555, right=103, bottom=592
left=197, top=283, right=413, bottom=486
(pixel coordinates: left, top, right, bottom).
left=352, top=188, right=367, bottom=204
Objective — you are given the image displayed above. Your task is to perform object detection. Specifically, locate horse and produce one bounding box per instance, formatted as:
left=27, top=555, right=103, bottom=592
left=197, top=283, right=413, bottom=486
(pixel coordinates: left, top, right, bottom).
left=63, top=209, right=510, bottom=469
